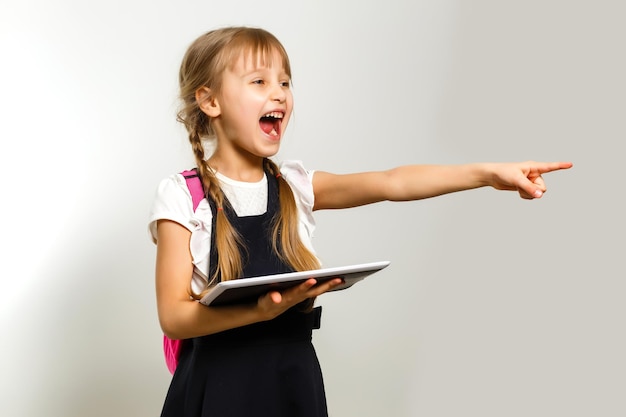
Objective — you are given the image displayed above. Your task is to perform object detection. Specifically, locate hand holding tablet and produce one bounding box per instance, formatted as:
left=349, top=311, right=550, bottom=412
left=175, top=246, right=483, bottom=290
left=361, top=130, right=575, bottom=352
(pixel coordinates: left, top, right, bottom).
left=200, top=261, right=391, bottom=307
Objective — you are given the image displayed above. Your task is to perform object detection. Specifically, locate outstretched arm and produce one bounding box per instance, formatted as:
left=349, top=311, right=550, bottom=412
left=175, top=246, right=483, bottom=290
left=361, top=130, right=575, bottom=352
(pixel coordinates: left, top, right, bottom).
left=312, top=161, right=573, bottom=210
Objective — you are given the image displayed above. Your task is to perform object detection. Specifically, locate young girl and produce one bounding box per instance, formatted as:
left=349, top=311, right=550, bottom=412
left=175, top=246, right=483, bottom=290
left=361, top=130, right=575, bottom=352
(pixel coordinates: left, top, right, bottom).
left=149, top=26, right=572, bottom=417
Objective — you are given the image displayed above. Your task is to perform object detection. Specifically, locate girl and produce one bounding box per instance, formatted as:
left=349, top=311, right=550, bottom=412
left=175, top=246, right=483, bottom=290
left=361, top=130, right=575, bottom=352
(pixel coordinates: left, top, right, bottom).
left=149, top=26, right=572, bottom=417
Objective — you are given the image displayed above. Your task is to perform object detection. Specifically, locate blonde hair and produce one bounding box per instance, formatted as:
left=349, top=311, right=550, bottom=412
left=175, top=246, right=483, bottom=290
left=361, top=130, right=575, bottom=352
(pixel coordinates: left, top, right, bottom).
left=176, top=27, right=320, bottom=299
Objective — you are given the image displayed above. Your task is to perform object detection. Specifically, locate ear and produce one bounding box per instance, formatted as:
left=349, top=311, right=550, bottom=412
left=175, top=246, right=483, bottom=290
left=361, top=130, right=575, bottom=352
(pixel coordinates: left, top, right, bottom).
left=196, top=86, right=221, bottom=117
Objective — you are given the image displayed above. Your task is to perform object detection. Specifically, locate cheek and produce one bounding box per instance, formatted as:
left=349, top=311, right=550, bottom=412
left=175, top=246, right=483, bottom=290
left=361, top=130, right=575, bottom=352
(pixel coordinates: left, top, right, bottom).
left=282, top=110, right=292, bottom=128
left=284, top=93, right=294, bottom=119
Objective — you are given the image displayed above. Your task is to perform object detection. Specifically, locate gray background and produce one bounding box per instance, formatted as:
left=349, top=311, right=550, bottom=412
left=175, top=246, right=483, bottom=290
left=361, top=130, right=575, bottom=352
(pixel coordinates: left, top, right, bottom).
left=1, top=1, right=624, bottom=416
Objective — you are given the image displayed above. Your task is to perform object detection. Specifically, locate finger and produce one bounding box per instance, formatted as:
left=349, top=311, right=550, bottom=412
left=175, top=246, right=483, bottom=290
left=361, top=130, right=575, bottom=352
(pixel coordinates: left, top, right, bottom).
left=280, top=278, right=318, bottom=300
left=533, top=161, right=573, bottom=174
left=306, top=278, right=344, bottom=297
left=519, top=190, right=535, bottom=200
left=269, top=291, right=282, bottom=304
left=517, top=175, right=543, bottom=198
left=301, top=278, right=318, bottom=288
left=531, top=175, right=547, bottom=193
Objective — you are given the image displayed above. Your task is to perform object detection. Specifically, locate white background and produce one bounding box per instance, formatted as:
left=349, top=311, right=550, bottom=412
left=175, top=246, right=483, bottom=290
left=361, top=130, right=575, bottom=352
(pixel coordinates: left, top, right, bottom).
left=1, top=1, right=624, bottom=416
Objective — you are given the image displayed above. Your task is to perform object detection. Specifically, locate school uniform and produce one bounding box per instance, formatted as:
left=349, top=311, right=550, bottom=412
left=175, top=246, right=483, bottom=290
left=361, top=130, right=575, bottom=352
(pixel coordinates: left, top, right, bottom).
left=150, top=162, right=327, bottom=417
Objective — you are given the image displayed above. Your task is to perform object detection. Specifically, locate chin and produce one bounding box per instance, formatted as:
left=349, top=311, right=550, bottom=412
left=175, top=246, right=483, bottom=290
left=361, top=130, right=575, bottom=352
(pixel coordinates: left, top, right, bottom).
left=259, top=138, right=282, bottom=155
left=261, top=148, right=280, bottom=158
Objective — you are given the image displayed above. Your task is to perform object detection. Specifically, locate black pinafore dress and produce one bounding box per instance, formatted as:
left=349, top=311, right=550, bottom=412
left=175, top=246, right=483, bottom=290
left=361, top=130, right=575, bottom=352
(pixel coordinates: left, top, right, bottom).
left=160, top=171, right=327, bottom=417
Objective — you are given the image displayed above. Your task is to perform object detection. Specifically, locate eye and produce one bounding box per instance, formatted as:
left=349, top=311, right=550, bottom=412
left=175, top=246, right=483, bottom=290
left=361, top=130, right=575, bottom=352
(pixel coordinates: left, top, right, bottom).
left=280, top=81, right=291, bottom=88
left=252, top=79, right=265, bottom=85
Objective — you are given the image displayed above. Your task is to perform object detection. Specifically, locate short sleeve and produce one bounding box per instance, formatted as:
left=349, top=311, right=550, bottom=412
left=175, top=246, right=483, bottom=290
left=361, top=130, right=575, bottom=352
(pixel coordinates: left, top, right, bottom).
left=280, top=160, right=317, bottom=253
left=148, top=174, right=196, bottom=243
left=148, top=173, right=213, bottom=291
left=148, top=162, right=318, bottom=292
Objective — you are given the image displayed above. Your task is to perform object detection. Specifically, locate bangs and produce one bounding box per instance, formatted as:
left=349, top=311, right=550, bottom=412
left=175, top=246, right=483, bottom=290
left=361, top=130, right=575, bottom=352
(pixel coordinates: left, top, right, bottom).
left=220, top=30, right=292, bottom=77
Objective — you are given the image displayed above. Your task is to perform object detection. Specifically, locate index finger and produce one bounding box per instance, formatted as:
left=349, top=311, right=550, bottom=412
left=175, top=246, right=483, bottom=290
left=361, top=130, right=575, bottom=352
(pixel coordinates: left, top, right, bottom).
left=533, top=161, right=573, bottom=174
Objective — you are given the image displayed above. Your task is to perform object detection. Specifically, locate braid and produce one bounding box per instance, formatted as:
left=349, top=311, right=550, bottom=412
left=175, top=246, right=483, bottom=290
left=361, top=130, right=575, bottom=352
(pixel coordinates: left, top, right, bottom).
left=187, top=127, right=244, bottom=298
left=264, top=158, right=320, bottom=312
left=264, top=158, right=321, bottom=272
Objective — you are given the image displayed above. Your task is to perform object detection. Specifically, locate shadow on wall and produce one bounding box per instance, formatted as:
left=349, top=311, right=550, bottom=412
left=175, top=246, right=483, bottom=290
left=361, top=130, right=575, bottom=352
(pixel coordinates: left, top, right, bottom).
left=3, top=215, right=168, bottom=417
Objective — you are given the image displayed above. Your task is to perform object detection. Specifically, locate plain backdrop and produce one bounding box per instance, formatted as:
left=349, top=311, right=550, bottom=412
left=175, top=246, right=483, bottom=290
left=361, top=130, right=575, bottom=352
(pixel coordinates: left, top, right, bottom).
left=1, top=1, right=624, bottom=416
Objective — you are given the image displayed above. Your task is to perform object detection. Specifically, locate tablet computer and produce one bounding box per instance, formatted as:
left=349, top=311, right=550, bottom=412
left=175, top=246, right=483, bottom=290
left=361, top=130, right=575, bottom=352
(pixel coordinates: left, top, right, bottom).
left=199, top=260, right=390, bottom=307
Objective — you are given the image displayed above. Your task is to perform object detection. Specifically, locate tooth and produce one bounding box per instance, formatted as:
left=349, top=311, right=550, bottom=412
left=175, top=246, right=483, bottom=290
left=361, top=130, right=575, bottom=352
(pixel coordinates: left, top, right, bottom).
left=262, top=112, right=283, bottom=119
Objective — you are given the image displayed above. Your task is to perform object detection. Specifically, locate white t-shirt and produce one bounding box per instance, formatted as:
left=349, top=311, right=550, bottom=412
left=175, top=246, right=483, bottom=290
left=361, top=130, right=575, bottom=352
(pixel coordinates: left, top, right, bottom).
left=148, top=160, right=318, bottom=294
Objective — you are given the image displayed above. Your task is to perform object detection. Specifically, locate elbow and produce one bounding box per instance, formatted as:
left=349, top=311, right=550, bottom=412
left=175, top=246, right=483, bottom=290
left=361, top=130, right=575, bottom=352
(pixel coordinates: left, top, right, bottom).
left=159, top=317, right=182, bottom=340
left=158, top=299, right=206, bottom=340
left=157, top=291, right=197, bottom=339
left=158, top=307, right=189, bottom=340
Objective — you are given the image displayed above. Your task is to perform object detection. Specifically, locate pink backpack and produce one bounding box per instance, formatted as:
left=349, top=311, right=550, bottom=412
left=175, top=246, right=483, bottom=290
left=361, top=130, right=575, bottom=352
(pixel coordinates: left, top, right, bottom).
left=163, top=169, right=205, bottom=374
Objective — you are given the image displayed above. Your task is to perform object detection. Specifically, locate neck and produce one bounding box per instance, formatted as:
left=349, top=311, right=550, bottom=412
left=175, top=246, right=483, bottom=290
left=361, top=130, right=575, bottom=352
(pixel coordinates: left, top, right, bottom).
left=208, top=151, right=266, bottom=182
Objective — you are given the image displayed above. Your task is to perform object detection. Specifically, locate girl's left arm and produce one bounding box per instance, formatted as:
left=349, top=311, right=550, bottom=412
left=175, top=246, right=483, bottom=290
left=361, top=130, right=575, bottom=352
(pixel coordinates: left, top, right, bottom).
left=312, top=161, right=573, bottom=210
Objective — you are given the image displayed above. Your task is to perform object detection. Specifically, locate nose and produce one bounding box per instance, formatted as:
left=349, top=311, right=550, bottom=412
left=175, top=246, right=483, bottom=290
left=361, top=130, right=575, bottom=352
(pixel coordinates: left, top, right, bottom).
left=271, top=82, right=287, bottom=103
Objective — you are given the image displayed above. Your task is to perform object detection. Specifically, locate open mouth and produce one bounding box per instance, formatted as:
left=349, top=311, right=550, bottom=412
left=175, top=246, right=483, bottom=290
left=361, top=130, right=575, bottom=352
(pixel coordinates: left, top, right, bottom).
left=259, top=111, right=283, bottom=137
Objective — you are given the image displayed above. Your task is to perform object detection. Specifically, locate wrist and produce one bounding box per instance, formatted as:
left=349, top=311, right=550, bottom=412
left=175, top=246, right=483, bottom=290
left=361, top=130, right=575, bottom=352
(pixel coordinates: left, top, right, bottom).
left=467, top=163, right=494, bottom=188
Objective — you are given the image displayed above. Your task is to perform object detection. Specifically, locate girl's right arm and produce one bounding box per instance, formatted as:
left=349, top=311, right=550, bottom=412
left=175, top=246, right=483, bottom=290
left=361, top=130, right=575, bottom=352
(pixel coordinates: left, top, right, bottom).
left=311, top=161, right=573, bottom=210
left=155, top=219, right=341, bottom=340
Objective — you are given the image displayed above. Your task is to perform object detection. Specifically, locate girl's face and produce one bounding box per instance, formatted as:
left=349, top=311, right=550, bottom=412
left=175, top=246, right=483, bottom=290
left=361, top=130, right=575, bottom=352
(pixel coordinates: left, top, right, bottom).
left=211, top=49, right=293, bottom=164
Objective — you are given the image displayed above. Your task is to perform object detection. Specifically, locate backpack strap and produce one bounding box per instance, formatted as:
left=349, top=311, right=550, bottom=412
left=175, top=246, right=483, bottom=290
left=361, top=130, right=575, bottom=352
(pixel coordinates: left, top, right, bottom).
left=181, top=169, right=204, bottom=211
left=162, top=169, right=206, bottom=375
